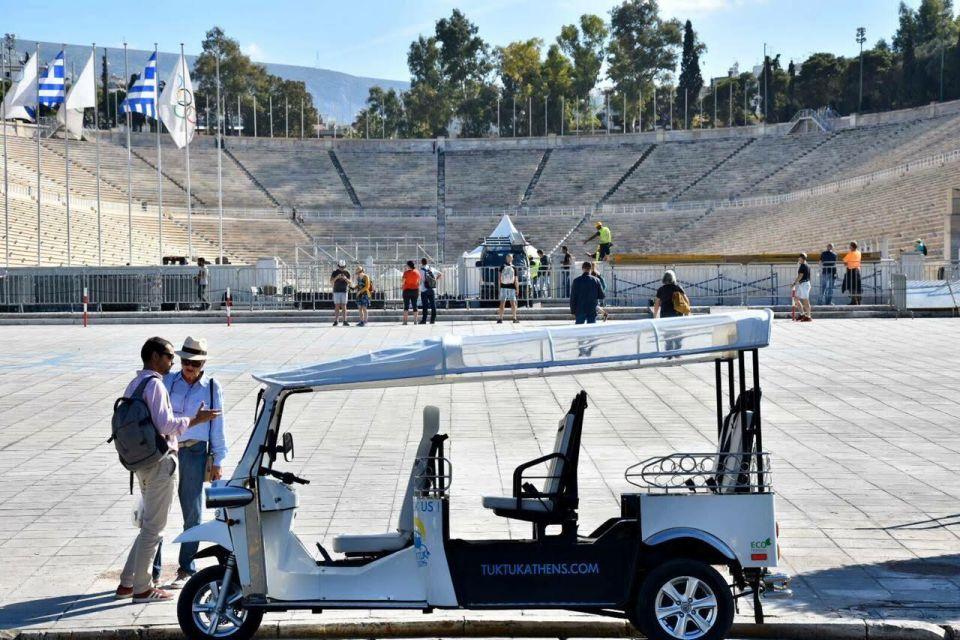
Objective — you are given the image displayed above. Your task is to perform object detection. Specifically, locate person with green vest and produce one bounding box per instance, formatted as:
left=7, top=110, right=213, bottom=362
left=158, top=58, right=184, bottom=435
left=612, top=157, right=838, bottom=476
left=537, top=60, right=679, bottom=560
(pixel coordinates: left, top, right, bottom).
left=584, top=221, right=613, bottom=261
left=529, top=254, right=540, bottom=298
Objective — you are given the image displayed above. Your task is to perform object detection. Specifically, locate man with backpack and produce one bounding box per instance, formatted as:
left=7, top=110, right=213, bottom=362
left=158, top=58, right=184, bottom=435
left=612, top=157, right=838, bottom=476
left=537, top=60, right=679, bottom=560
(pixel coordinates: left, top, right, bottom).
left=113, top=337, right=219, bottom=604
left=419, top=257, right=442, bottom=325
left=353, top=265, right=374, bottom=327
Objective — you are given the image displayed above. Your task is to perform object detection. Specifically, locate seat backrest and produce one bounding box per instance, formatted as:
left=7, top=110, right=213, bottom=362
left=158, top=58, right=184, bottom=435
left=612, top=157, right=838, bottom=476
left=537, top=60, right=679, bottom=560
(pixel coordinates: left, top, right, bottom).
left=541, top=391, right=587, bottom=500
left=715, top=389, right=758, bottom=494
left=397, top=405, right=440, bottom=534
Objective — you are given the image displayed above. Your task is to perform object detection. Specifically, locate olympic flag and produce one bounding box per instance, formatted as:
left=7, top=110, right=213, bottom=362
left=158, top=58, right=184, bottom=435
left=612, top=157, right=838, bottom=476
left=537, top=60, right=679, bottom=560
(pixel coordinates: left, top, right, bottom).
left=158, top=53, right=196, bottom=148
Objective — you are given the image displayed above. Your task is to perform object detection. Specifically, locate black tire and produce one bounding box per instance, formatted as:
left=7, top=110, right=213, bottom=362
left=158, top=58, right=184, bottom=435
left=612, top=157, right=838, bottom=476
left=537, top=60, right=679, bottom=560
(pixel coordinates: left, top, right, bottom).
left=633, top=559, right=734, bottom=640
left=177, top=564, right=264, bottom=640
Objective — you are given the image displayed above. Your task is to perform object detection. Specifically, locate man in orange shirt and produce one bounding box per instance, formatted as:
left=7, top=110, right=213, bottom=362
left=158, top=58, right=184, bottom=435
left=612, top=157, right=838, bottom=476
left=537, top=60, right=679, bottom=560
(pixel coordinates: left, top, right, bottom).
left=842, top=241, right=862, bottom=305
left=401, top=260, right=421, bottom=325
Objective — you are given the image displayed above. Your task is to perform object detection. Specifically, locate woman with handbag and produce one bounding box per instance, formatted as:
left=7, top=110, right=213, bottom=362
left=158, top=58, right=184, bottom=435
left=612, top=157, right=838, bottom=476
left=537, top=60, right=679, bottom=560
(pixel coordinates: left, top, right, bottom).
left=156, top=336, right=227, bottom=589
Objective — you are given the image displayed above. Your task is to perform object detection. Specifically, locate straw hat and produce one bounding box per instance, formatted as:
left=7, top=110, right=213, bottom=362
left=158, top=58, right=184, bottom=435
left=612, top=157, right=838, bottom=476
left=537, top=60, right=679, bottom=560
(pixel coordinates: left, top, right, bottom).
left=175, top=336, right=209, bottom=361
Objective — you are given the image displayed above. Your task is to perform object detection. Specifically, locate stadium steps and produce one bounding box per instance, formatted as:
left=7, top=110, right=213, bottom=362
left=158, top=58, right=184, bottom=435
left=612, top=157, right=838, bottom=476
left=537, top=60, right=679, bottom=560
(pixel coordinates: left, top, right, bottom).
left=328, top=150, right=361, bottom=206
left=436, top=147, right=446, bottom=260
left=222, top=145, right=282, bottom=208
left=598, top=144, right=657, bottom=204
left=520, top=149, right=552, bottom=206
left=40, top=140, right=128, bottom=202
left=129, top=147, right=206, bottom=207
left=161, top=213, right=240, bottom=263
left=670, top=138, right=756, bottom=202
left=736, top=132, right=838, bottom=198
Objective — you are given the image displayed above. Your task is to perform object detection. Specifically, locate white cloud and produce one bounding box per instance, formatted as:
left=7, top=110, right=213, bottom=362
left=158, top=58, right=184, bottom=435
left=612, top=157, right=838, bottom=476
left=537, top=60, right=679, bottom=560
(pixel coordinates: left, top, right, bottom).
left=243, top=42, right=264, bottom=60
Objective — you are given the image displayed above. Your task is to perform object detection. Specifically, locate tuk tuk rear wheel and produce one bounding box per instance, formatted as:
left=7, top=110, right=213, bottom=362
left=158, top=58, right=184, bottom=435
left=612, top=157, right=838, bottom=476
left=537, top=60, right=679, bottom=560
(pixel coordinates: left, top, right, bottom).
left=177, top=564, right=263, bottom=640
left=632, top=559, right=734, bottom=640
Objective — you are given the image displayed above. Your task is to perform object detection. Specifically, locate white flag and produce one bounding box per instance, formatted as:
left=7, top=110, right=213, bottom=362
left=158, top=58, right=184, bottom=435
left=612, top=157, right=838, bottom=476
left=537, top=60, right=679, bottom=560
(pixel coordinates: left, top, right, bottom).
left=57, top=52, right=96, bottom=139
left=159, top=54, right=196, bottom=148
left=1, top=51, right=39, bottom=122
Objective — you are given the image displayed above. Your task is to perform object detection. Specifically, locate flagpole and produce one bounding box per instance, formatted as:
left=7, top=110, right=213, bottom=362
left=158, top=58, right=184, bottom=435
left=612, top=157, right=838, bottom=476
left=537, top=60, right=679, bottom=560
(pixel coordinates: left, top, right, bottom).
left=253, top=94, right=257, bottom=137
left=181, top=44, right=193, bottom=260
left=64, top=45, right=71, bottom=266
left=35, top=43, right=41, bottom=265
left=237, top=94, right=240, bottom=136
left=94, top=44, right=102, bottom=266
left=123, top=41, right=132, bottom=264
left=154, top=43, right=163, bottom=263
left=269, top=94, right=273, bottom=137
left=300, top=96, right=303, bottom=140
left=215, top=40, right=223, bottom=263
left=2, top=43, right=8, bottom=268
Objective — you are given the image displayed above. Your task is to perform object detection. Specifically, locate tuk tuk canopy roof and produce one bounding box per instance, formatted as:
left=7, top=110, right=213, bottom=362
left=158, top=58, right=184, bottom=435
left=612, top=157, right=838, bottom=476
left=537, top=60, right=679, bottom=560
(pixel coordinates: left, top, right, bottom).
left=253, top=310, right=773, bottom=390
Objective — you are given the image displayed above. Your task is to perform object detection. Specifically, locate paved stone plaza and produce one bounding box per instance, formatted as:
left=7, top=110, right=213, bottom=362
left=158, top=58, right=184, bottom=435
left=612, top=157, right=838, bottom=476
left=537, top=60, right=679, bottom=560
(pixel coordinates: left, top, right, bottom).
left=0, top=318, right=958, bottom=634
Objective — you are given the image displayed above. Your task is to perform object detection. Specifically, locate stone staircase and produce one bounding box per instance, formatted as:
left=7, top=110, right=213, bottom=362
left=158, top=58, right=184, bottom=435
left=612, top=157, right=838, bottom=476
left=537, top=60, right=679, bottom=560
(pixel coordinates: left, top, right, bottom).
left=222, top=144, right=282, bottom=208
left=521, top=149, right=552, bottom=206
left=598, top=144, right=657, bottom=204
left=328, top=150, right=361, bottom=206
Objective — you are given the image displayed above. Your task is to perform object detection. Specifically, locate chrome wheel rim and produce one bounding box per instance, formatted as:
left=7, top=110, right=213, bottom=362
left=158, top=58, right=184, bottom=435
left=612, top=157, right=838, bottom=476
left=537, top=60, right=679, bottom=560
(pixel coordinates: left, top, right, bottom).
left=654, top=575, right=718, bottom=640
left=191, top=578, right=247, bottom=638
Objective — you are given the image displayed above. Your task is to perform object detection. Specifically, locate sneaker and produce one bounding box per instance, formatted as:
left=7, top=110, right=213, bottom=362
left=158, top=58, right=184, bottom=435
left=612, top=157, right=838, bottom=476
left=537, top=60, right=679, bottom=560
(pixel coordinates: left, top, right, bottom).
left=342, top=322, right=350, bottom=326
left=166, top=569, right=191, bottom=590
left=332, top=321, right=338, bottom=327
left=419, top=320, right=426, bottom=325
left=115, top=585, right=134, bottom=600
left=132, top=587, right=174, bottom=603
left=402, top=321, right=408, bottom=325
left=496, top=319, right=503, bottom=324
left=357, top=321, right=365, bottom=327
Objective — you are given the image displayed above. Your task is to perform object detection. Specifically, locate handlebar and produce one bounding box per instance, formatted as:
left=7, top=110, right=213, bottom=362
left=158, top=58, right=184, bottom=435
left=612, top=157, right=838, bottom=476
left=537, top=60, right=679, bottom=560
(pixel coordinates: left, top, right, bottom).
left=258, top=467, right=310, bottom=485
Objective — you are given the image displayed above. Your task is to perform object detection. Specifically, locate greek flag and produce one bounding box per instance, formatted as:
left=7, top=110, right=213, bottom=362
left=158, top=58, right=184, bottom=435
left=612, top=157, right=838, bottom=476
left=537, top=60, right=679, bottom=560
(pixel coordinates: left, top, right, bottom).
left=121, top=52, right=158, bottom=119
left=38, top=50, right=66, bottom=107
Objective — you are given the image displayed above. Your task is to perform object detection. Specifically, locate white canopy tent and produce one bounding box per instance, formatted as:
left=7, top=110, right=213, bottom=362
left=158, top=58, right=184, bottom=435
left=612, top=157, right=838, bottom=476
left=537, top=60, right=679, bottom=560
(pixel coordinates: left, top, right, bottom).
left=254, top=310, right=773, bottom=390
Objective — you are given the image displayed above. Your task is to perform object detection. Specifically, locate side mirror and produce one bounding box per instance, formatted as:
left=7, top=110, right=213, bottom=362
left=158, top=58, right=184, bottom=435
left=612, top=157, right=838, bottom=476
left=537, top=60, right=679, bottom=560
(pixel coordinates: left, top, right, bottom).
left=282, top=432, right=295, bottom=462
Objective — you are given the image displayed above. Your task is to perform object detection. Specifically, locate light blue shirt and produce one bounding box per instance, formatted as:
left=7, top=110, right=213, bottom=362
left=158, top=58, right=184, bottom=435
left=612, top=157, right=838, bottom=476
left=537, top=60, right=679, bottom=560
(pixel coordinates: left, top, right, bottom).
left=164, top=371, right=227, bottom=466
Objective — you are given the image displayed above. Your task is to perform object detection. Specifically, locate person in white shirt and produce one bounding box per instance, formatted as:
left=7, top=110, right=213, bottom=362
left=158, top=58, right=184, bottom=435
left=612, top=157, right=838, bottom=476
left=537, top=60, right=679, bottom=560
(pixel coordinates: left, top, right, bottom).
left=161, top=337, right=227, bottom=589
left=497, top=253, right=519, bottom=324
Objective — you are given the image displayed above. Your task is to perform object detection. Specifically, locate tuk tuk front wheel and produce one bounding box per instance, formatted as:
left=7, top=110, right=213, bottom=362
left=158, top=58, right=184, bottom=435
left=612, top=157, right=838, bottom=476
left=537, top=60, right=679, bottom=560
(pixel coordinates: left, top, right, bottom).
left=633, top=559, right=734, bottom=640
left=177, top=564, right=263, bottom=640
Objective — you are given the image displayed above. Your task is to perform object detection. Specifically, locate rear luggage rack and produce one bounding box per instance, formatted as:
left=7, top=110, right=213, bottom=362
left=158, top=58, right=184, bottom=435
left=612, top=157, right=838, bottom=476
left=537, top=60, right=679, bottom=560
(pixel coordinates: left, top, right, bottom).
left=625, top=452, right=772, bottom=494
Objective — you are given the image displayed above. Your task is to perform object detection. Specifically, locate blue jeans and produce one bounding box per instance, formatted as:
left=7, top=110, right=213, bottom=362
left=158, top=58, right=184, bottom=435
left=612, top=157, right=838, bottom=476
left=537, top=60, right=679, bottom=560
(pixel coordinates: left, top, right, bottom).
left=153, top=441, right=208, bottom=575
left=420, top=289, right=436, bottom=323
left=820, top=275, right=835, bottom=305
left=575, top=311, right=597, bottom=324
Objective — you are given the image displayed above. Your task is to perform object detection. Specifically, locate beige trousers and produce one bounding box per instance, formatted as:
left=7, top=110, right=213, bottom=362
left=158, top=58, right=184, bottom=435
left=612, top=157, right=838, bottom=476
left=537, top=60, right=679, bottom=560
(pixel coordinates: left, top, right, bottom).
left=120, top=456, right=177, bottom=593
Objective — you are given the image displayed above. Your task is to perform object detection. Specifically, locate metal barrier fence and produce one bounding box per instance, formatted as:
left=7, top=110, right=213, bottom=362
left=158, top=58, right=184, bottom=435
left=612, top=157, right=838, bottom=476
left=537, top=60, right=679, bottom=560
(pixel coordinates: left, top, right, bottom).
left=0, top=261, right=896, bottom=311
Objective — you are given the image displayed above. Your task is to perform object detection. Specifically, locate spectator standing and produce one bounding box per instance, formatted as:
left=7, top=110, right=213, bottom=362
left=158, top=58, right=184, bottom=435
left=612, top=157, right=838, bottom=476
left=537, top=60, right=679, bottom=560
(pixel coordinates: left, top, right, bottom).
left=653, top=270, right=689, bottom=319
left=583, top=221, right=613, bottom=262
left=561, top=246, right=573, bottom=297
left=569, top=261, right=605, bottom=324
left=842, top=241, right=863, bottom=305
left=537, top=249, right=551, bottom=298
left=792, top=253, right=813, bottom=322
left=590, top=264, right=610, bottom=321
left=161, top=337, right=227, bottom=589
left=402, top=260, right=421, bottom=325
left=497, top=254, right=519, bottom=324
left=330, top=259, right=352, bottom=326
left=529, top=253, right=541, bottom=298
left=194, top=258, right=209, bottom=310
left=819, top=243, right=838, bottom=305
left=115, top=338, right=219, bottom=603
left=419, top=258, right=442, bottom=325
left=353, top=266, right=373, bottom=327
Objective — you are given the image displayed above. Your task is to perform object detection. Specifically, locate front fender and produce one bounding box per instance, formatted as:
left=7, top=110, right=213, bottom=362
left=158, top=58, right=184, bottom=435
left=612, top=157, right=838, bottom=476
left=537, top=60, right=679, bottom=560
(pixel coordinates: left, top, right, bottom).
left=173, top=519, right=232, bottom=550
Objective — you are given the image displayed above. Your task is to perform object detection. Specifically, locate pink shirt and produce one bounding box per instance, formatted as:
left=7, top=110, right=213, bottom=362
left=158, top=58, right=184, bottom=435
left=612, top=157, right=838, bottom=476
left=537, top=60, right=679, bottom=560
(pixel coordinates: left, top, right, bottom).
left=124, top=370, right=192, bottom=452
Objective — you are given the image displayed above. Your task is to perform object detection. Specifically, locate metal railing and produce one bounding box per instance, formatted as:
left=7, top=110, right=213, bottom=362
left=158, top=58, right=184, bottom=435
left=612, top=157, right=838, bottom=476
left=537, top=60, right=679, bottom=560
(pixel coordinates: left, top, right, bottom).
left=0, top=260, right=900, bottom=311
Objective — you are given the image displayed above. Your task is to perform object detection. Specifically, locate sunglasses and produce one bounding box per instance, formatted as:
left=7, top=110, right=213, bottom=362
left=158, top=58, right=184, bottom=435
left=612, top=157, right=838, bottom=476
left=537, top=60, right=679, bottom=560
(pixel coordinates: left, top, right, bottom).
left=162, top=351, right=175, bottom=360
left=181, top=359, right=203, bottom=368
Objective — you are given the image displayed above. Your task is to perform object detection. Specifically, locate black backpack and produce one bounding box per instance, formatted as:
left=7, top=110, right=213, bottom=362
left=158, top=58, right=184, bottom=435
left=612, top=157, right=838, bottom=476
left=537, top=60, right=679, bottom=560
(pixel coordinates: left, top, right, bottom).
left=423, top=267, right=437, bottom=290
left=109, top=377, right=169, bottom=473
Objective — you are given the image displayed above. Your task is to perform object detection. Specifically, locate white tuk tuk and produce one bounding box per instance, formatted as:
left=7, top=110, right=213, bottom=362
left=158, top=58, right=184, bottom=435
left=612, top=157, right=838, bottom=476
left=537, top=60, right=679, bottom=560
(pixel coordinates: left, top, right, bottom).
left=175, top=310, right=790, bottom=640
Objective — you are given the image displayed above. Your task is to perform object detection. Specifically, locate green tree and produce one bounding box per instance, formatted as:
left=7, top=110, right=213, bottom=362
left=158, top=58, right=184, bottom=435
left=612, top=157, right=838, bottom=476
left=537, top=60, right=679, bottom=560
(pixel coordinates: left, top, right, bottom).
left=677, top=20, right=705, bottom=128
left=497, top=38, right=543, bottom=135
left=557, top=14, right=608, bottom=99
left=540, top=44, right=575, bottom=134
left=795, top=52, right=846, bottom=109
left=607, top=0, right=682, bottom=130
left=193, top=27, right=318, bottom=137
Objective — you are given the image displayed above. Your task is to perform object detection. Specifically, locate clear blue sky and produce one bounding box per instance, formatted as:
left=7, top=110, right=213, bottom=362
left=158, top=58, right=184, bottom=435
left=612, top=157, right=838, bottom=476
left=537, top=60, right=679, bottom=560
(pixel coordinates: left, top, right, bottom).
left=8, top=0, right=921, bottom=83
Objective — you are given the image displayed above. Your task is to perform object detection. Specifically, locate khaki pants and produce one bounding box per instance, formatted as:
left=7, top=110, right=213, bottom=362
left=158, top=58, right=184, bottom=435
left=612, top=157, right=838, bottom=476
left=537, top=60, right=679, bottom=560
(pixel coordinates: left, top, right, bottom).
left=120, top=456, right=177, bottom=593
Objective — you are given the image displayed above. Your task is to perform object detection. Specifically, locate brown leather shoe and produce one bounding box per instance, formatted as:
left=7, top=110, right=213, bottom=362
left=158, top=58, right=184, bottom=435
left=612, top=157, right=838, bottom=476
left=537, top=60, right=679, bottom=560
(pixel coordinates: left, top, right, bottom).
left=114, top=585, right=134, bottom=599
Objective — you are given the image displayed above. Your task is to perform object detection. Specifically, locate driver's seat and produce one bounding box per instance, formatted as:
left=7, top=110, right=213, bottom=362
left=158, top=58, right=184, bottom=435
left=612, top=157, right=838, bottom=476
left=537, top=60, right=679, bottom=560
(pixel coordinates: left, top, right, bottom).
left=331, top=406, right=440, bottom=556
